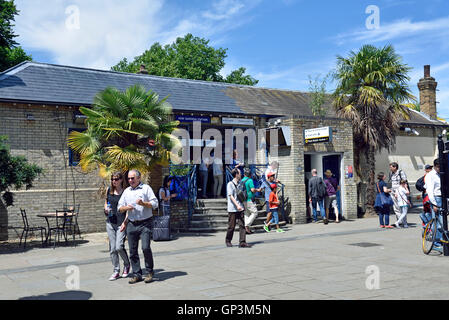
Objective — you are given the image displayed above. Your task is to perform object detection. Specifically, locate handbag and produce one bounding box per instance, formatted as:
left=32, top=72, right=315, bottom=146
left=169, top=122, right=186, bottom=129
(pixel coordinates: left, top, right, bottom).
left=374, top=183, right=394, bottom=208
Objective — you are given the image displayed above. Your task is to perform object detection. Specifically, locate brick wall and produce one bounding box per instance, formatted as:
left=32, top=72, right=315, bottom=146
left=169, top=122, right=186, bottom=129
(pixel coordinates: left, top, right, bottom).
left=270, top=116, right=357, bottom=224
left=0, top=103, right=106, bottom=240
left=0, top=103, right=186, bottom=240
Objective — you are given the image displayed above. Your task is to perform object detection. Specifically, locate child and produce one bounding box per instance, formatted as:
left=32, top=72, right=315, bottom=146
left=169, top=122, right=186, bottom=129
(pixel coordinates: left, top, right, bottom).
left=394, top=179, right=410, bottom=228
left=264, top=183, right=285, bottom=233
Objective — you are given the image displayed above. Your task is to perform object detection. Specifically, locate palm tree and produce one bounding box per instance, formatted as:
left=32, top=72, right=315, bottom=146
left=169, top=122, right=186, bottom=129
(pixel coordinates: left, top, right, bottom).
left=67, top=84, right=180, bottom=179
left=333, top=44, right=415, bottom=215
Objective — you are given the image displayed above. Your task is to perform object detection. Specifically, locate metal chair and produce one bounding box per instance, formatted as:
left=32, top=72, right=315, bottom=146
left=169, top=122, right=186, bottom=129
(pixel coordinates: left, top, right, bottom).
left=19, top=209, right=46, bottom=248
left=63, top=203, right=81, bottom=240
left=49, top=209, right=71, bottom=248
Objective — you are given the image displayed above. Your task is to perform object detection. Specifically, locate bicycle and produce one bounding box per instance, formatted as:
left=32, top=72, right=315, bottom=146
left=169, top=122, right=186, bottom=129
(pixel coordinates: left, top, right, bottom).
left=422, top=205, right=449, bottom=254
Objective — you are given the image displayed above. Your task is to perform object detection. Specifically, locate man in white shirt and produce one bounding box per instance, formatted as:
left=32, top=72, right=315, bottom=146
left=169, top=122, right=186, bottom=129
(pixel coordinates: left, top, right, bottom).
left=425, top=159, right=441, bottom=210
left=424, top=159, right=443, bottom=246
left=226, top=168, right=251, bottom=248
left=118, top=169, right=158, bottom=284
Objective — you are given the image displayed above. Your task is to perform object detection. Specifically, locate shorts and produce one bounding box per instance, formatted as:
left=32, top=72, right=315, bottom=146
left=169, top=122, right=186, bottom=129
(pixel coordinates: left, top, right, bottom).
left=325, top=195, right=338, bottom=210
left=269, top=209, right=279, bottom=225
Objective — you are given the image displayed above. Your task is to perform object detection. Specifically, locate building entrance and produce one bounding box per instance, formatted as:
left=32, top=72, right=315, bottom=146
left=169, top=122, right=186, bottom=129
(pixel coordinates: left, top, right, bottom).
left=304, top=153, right=343, bottom=221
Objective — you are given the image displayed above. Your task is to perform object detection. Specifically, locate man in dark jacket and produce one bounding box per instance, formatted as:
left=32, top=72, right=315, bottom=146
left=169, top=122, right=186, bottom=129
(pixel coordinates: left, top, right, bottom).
left=308, top=169, right=328, bottom=224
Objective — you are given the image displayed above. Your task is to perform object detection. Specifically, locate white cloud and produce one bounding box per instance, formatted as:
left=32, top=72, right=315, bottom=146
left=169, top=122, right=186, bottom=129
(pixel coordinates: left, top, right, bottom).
left=14, top=0, right=166, bottom=70
left=14, top=0, right=261, bottom=70
left=202, top=0, right=245, bottom=20
left=334, top=16, right=449, bottom=45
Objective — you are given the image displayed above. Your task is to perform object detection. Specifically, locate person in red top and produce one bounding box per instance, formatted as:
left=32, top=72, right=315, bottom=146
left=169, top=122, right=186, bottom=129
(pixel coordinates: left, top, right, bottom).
left=264, top=183, right=285, bottom=233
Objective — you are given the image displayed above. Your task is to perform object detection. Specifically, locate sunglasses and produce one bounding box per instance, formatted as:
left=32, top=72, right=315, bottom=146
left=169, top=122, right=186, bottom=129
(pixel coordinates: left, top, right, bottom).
left=111, top=178, right=122, bottom=181
left=128, top=177, right=136, bottom=180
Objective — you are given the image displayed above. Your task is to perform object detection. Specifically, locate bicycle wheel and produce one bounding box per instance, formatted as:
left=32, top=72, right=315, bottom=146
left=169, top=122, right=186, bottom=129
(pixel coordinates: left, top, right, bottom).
left=422, top=218, right=437, bottom=255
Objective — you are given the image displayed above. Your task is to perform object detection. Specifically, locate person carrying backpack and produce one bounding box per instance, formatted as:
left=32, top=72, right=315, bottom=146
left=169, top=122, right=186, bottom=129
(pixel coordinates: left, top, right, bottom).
left=225, top=168, right=251, bottom=248
left=242, top=168, right=263, bottom=234
left=418, top=165, right=433, bottom=227
left=308, top=169, right=328, bottom=224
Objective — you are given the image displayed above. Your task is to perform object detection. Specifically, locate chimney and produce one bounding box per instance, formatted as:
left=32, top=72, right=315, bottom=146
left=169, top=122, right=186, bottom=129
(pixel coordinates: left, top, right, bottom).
left=417, top=64, right=437, bottom=119
left=137, top=64, right=148, bottom=74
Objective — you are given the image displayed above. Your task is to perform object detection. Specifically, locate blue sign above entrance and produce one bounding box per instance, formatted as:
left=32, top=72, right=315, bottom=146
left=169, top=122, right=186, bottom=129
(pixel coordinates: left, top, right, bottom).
left=175, top=115, right=211, bottom=123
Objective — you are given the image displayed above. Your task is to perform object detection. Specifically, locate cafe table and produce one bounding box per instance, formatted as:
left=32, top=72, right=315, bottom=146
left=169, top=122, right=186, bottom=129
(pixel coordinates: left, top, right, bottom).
left=37, top=210, right=77, bottom=245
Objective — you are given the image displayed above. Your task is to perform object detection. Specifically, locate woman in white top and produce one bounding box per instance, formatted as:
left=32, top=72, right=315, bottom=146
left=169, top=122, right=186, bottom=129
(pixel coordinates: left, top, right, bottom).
left=394, top=179, right=410, bottom=228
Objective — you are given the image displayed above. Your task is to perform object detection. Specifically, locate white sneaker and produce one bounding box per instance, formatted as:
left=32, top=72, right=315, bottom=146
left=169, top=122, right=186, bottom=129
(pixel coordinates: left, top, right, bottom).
left=403, top=224, right=409, bottom=228
left=108, top=272, right=120, bottom=281
left=122, top=265, right=130, bottom=278
left=394, top=222, right=401, bottom=228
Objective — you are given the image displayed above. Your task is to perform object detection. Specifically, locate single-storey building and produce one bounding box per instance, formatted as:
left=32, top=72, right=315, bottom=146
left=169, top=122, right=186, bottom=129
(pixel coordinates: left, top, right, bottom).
left=0, top=61, right=445, bottom=240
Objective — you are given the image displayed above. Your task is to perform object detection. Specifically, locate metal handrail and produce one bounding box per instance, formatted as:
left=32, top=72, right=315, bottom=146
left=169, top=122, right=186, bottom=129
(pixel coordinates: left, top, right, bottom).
left=225, top=163, right=287, bottom=222
left=168, top=164, right=197, bottom=227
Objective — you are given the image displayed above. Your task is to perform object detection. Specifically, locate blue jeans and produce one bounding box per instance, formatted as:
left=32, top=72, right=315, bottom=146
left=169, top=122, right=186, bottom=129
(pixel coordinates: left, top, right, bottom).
left=432, top=196, right=443, bottom=243
left=376, top=205, right=390, bottom=226
left=311, top=197, right=325, bottom=222
left=199, top=170, right=208, bottom=197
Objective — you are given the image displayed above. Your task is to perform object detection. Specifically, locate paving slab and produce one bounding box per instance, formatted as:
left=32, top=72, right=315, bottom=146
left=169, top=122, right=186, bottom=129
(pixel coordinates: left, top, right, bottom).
left=1, top=212, right=449, bottom=301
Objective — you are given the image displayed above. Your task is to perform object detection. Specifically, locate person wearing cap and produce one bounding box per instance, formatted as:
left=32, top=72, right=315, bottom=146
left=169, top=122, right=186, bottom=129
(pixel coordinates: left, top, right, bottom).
left=424, top=158, right=443, bottom=247
left=264, top=183, right=284, bottom=233
left=324, top=169, right=340, bottom=223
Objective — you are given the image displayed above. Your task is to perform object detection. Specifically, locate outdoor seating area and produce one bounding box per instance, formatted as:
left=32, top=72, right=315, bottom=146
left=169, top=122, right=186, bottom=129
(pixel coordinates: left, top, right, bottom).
left=15, top=205, right=82, bottom=249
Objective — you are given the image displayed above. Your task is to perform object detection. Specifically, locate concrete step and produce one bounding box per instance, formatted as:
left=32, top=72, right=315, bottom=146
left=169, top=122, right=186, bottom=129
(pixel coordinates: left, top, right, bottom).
left=183, top=221, right=287, bottom=233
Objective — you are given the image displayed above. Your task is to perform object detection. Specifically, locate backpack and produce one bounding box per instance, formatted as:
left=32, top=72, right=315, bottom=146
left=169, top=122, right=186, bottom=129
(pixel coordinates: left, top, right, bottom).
left=234, top=180, right=248, bottom=203
left=318, top=178, right=327, bottom=198
left=415, top=175, right=426, bottom=192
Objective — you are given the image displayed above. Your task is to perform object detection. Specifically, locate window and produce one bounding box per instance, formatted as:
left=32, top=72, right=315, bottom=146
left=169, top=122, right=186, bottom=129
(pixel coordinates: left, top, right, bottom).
left=68, top=128, right=85, bottom=166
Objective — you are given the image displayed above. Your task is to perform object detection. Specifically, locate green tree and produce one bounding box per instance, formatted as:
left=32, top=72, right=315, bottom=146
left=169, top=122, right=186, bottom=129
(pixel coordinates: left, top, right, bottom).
left=225, top=67, right=258, bottom=86
left=111, top=33, right=258, bottom=86
left=332, top=44, right=415, bottom=215
left=0, top=0, right=32, bottom=71
left=308, top=73, right=330, bottom=117
left=0, top=136, right=43, bottom=206
left=67, top=85, right=181, bottom=179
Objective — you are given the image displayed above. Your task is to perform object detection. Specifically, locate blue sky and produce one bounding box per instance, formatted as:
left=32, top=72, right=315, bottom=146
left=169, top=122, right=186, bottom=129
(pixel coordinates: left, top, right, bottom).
left=13, top=0, right=449, bottom=119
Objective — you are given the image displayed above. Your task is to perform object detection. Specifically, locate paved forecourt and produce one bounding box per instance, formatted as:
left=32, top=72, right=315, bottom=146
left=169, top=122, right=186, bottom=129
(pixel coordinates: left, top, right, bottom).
left=1, top=210, right=448, bottom=300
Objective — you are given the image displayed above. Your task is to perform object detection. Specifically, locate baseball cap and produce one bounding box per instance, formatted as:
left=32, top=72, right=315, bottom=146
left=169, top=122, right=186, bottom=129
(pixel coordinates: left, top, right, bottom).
left=267, top=172, right=275, bottom=177
left=425, top=164, right=433, bottom=170
left=270, top=183, right=277, bottom=189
